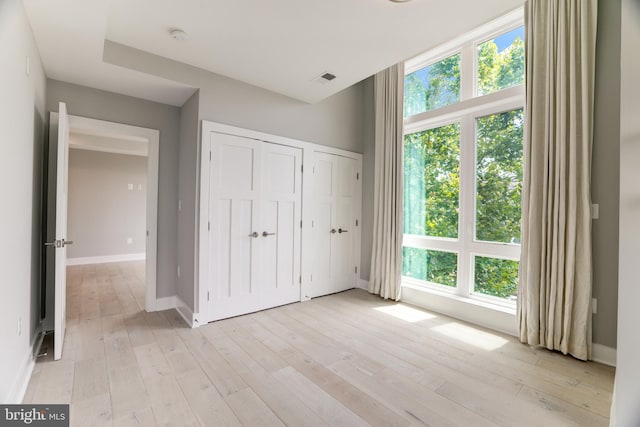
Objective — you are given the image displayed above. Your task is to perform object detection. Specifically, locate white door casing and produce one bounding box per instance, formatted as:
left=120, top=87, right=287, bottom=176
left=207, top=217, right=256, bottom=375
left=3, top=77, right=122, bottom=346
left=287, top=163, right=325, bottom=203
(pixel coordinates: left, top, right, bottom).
left=207, top=133, right=302, bottom=321
left=52, top=102, right=70, bottom=361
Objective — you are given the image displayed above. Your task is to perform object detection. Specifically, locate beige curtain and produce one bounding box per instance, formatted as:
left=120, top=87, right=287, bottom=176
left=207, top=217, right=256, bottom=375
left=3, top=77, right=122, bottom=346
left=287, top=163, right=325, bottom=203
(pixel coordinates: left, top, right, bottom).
left=369, top=64, right=404, bottom=300
left=518, top=0, right=598, bottom=360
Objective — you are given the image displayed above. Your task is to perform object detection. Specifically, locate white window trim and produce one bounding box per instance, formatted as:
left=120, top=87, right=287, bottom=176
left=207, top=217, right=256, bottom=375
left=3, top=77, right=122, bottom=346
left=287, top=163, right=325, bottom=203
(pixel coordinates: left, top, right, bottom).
left=401, top=6, right=525, bottom=319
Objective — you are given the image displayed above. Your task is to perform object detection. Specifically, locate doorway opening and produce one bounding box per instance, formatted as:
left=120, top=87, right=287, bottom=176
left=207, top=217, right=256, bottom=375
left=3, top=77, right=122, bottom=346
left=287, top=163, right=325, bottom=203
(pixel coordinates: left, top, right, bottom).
left=45, top=113, right=160, bottom=342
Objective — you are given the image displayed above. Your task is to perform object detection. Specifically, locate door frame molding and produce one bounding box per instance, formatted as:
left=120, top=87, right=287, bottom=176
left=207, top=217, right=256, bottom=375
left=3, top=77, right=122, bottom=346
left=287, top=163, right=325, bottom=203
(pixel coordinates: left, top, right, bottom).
left=198, top=121, right=362, bottom=325
left=53, top=113, right=160, bottom=313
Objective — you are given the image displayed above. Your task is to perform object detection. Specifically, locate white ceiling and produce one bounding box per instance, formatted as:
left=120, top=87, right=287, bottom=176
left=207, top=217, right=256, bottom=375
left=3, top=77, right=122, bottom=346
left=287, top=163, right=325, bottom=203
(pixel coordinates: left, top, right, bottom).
left=24, top=0, right=523, bottom=105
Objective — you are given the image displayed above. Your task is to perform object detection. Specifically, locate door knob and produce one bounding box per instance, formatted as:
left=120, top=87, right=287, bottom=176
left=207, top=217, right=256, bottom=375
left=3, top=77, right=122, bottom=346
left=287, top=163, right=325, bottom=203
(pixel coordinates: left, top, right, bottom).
left=338, top=228, right=348, bottom=234
left=248, top=232, right=259, bottom=238
left=262, top=231, right=276, bottom=237
left=45, top=239, right=74, bottom=248
left=330, top=228, right=337, bottom=234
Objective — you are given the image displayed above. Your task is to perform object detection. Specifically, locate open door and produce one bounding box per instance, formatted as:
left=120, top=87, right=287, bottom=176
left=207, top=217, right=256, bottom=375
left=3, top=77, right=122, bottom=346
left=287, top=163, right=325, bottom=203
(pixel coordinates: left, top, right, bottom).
left=46, top=102, right=71, bottom=360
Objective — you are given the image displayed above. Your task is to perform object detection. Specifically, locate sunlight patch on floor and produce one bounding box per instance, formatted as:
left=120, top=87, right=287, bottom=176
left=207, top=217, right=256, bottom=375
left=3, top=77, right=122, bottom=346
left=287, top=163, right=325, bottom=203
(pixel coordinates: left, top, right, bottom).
left=373, top=304, right=436, bottom=323
left=431, top=322, right=509, bottom=351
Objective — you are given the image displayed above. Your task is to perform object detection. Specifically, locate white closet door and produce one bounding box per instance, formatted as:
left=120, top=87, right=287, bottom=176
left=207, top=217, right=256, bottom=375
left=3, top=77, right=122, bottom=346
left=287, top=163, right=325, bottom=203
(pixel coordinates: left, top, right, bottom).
left=260, top=142, right=302, bottom=307
left=208, top=134, right=301, bottom=321
left=310, top=152, right=358, bottom=297
left=209, top=134, right=262, bottom=320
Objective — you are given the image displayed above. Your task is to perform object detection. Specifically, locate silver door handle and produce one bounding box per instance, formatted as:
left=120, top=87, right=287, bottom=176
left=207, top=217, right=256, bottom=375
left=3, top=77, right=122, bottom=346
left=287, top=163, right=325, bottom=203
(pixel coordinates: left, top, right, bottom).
left=338, top=228, right=348, bottom=234
left=44, top=239, right=74, bottom=248
left=262, top=231, right=276, bottom=237
left=330, top=228, right=337, bottom=234
left=248, top=232, right=259, bottom=238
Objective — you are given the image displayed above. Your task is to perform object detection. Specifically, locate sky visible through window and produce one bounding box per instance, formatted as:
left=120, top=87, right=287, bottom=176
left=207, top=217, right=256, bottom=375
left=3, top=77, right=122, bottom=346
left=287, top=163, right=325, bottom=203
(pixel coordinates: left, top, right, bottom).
left=493, top=26, right=524, bottom=52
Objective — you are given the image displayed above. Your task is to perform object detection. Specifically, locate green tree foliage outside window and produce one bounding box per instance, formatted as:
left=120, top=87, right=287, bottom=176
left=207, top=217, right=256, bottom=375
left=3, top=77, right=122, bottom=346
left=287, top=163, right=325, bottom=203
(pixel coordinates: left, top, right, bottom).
left=476, top=109, right=524, bottom=244
left=402, top=27, right=525, bottom=300
left=403, top=124, right=460, bottom=238
left=402, top=247, right=458, bottom=287
left=475, top=256, right=519, bottom=299
left=477, top=27, right=525, bottom=95
left=404, top=54, right=461, bottom=117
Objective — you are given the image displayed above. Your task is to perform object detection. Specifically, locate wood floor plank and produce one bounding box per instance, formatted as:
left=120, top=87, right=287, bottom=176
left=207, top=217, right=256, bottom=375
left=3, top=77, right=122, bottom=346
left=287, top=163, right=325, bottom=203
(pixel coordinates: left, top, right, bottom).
left=24, top=262, right=614, bottom=427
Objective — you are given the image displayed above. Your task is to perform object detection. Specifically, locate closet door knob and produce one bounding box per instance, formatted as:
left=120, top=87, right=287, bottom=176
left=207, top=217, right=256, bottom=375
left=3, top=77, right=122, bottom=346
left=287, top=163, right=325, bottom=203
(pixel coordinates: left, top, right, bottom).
left=338, top=228, right=348, bottom=234
left=262, top=231, right=276, bottom=237
left=248, top=232, right=259, bottom=238
left=330, top=228, right=337, bottom=234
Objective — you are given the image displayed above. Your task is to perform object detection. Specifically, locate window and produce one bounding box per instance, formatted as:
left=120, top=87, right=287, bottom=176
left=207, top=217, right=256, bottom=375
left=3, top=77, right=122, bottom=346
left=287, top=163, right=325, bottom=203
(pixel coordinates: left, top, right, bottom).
left=402, top=11, right=524, bottom=306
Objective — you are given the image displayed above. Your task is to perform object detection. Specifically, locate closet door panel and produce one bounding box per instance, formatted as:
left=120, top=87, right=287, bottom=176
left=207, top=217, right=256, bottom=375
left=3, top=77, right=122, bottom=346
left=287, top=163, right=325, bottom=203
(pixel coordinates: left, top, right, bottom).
left=209, top=134, right=262, bottom=320
left=261, top=143, right=302, bottom=305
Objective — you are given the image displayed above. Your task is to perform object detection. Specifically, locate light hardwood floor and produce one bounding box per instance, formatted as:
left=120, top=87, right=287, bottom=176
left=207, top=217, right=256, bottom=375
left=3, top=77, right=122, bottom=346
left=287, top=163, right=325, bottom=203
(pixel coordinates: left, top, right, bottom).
left=23, top=261, right=614, bottom=426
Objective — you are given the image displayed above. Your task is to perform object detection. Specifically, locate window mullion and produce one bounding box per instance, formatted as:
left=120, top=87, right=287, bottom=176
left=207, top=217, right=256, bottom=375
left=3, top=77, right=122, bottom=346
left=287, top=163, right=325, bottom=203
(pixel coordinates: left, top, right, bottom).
left=456, top=115, right=475, bottom=296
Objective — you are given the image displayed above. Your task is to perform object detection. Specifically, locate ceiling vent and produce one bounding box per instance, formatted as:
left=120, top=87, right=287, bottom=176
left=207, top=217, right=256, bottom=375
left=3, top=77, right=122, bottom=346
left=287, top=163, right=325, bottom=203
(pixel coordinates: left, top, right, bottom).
left=314, top=72, right=337, bottom=85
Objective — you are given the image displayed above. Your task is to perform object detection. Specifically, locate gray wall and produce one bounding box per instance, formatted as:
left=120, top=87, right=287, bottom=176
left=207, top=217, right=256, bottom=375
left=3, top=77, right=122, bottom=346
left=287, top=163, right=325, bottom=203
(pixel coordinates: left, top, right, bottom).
left=46, top=80, right=183, bottom=306
left=360, top=77, right=375, bottom=282
left=591, top=0, right=621, bottom=349
left=0, top=0, right=47, bottom=402
left=103, top=41, right=369, bottom=312
left=67, top=149, right=147, bottom=259
left=613, top=0, right=640, bottom=424
left=177, top=91, right=200, bottom=309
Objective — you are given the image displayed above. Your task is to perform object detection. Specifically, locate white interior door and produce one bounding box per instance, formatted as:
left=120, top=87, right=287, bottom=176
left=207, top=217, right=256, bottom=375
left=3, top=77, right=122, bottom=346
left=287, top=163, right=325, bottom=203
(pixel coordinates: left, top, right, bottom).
left=209, top=134, right=262, bottom=320
left=51, top=102, right=70, bottom=360
left=310, top=152, right=358, bottom=297
left=207, top=134, right=302, bottom=321
left=260, top=143, right=302, bottom=308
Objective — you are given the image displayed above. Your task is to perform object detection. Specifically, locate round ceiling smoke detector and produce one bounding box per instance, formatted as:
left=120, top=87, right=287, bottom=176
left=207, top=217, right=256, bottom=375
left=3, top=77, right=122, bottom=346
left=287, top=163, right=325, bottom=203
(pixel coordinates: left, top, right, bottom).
left=170, top=29, right=188, bottom=42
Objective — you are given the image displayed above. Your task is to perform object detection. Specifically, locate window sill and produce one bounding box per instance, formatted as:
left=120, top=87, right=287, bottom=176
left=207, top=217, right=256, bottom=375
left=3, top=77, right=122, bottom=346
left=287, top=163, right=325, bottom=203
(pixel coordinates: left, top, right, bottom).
left=401, top=282, right=517, bottom=337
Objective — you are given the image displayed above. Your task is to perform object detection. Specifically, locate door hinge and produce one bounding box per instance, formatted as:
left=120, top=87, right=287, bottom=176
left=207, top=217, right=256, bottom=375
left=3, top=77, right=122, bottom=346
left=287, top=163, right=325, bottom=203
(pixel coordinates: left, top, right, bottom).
left=355, top=219, right=359, bottom=227
left=208, top=221, right=210, bottom=231
left=301, top=165, right=304, bottom=173
left=356, top=172, right=359, bottom=180
left=310, top=274, right=313, bottom=282
left=207, top=291, right=210, bottom=301
left=209, top=151, right=212, bottom=161
left=300, top=220, right=302, bottom=229
left=355, top=266, right=358, bottom=274
left=299, top=275, right=302, bottom=284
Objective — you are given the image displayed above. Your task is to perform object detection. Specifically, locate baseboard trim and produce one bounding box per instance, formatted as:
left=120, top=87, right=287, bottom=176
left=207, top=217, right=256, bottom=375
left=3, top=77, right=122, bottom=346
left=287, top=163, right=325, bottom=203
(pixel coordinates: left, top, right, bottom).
left=176, top=297, right=197, bottom=328
left=153, top=296, right=176, bottom=312
left=7, top=326, right=43, bottom=403
left=357, top=279, right=369, bottom=291
left=67, top=253, right=145, bottom=266
left=592, top=343, right=617, bottom=367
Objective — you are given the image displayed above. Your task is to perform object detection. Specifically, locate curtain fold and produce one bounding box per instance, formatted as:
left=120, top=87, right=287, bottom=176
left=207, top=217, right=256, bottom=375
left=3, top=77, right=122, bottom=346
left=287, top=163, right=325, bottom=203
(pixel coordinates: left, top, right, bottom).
left=517, top=0, right=598, bottom=360
left=369, top=64, right=404, bottom=301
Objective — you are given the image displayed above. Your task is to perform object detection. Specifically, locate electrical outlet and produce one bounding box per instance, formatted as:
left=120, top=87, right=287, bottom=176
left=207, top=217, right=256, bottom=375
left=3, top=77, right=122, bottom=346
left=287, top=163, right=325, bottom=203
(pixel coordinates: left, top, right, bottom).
left=592, top=298, right=598, bottom=314
left=177, top=266, right=181, bottom=278
left=591, top=204, right=599, bottom=219
left=137, top=184, right=142, bottom=191
left=26, top=56, right=30, bottom=76
left=128, top=183, right=134, bottom=190
left=178, top=200, right=182, bottom=212
left=126, top=237, right=133, bottom=245
left=17, top=317, right=21, bottom=336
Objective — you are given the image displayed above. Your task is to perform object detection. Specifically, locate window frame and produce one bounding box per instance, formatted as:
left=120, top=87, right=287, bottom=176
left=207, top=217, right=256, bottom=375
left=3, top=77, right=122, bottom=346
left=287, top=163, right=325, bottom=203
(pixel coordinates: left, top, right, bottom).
left=402, top=8, right=525, bottom=309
